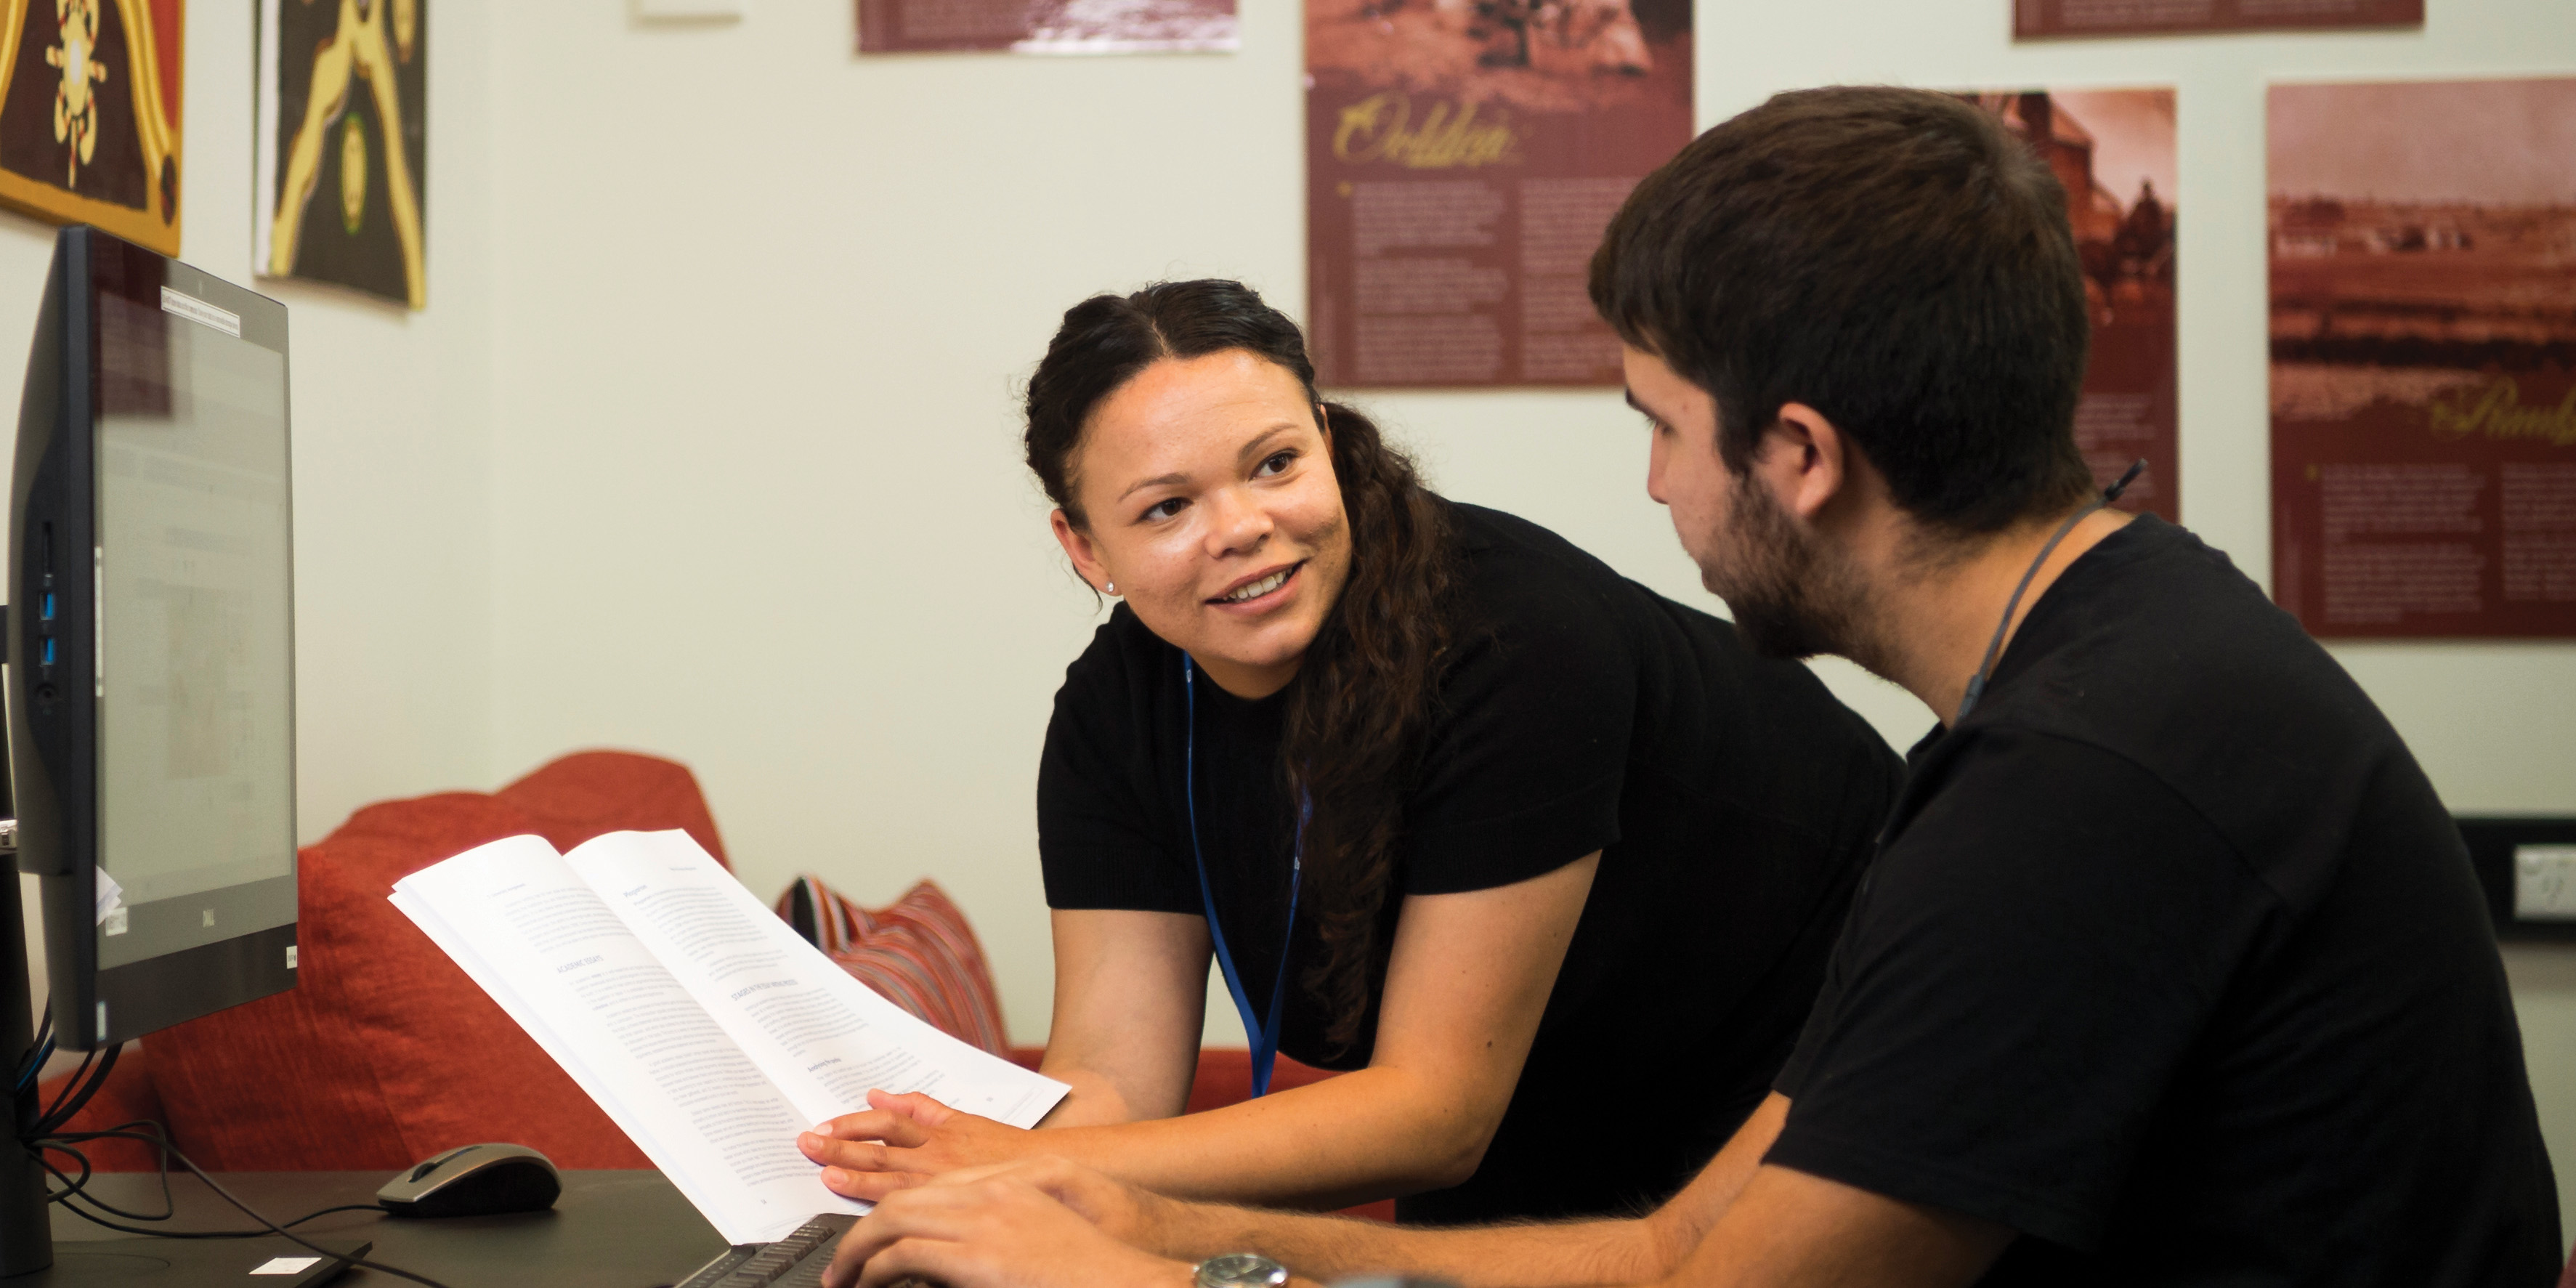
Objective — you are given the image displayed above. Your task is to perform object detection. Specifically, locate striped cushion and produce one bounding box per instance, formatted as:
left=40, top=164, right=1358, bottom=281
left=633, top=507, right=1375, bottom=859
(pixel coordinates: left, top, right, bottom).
left=774, top=877, right=1010, bottom=1056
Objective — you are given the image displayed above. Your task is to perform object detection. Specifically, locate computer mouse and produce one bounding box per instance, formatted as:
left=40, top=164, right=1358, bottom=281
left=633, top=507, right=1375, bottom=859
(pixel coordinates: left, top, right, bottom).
left=376, top=1142, right=562, bottom=1218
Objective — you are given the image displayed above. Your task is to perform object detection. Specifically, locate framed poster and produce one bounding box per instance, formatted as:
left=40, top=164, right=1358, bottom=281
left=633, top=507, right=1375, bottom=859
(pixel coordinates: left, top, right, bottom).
left=1960, top=89, right=2179, bottom=520
left=0, top=0, right=182, bottom=256
left=2269, top=77, right=2576, bottom=639
left=2015, top=0, right=2420, bottom=39
left=255, top=0, right=426, bottom=309
left=1305, top=0, right=1692, bottom=388
left=858, top=0, right=1236, bottom=54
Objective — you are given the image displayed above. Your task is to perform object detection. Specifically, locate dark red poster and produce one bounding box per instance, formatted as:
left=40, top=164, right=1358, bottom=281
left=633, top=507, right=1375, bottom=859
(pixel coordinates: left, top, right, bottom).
left=2015, top=0, right=2420, bottom=39
left=2269, top=78, right=2576, bottom=639
left=1962, top=89, right=2179, bottom=520
left=1306, top=0, right=1692, bottom=387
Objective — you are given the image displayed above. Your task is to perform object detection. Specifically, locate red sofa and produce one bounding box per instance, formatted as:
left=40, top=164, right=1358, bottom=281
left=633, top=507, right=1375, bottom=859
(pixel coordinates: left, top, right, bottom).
left=39, top=750, right=1393, bottom=1218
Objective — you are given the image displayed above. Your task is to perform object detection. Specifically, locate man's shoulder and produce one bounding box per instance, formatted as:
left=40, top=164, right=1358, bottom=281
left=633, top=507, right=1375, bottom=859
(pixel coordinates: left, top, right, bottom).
left=2001, top=517, right=2392, bottom=753
left=1888, top=725, right=2242, bottom=879
left=1950, top=517, right=2427, bottom=904
left=2005, top=516, right=2329, bottom=698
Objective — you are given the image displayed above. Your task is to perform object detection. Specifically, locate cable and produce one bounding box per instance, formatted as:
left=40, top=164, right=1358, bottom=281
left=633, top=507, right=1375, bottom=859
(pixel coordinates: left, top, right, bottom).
left=36, top=1139, right=89, bottom=1203
left=36, top=1045, right=97, bottom=1127
left=15, top=1033, right=53, bottom=1090
left=14, top=1003, right=52, bottom=1090
left=41, top=1125, right=376, bottom=1231
left=37, top=1121, right=177, bottom=1220
left=26, top=1123, right=453, bottom=1287
left=32, top=1040, right=118, bottom=1138
left=46, top=1162, right=381, bottom=1235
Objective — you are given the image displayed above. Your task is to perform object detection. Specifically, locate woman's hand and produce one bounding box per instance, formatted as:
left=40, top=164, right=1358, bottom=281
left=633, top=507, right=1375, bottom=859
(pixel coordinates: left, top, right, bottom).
left=822, top=1168, right=1190, bottom=1288
left=799, top=1090, right=1037, bottom=1201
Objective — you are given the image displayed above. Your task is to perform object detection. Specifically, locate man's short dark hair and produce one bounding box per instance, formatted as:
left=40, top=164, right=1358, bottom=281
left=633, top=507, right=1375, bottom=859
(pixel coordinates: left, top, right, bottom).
left=1590, top=86, right=2097, bottom=536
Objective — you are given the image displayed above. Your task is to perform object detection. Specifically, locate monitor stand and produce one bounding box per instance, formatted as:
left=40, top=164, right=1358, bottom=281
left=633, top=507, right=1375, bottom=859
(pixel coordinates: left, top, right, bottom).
left=1, top=819, right=55, bottom=1276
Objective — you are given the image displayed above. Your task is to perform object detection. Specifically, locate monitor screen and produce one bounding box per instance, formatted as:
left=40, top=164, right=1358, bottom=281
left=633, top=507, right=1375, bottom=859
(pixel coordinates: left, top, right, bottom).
left=94, top=285, right=295, bottom=970
left=9, top=227, right=297, bottom=1048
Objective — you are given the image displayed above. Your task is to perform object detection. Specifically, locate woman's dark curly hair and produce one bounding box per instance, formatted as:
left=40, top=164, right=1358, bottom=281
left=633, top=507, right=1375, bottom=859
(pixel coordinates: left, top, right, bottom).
left=1025, top=279, right=1457, bottom=1053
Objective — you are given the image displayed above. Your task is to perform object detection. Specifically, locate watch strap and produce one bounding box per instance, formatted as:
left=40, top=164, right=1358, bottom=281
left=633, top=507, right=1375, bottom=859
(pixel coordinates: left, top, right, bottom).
left=1194, top=1252, right=1290, bottom=1288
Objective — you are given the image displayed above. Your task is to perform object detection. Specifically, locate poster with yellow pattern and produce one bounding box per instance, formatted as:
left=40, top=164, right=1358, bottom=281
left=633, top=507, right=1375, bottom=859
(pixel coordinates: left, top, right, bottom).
left=255, top=0, right=425, bottom=309
left=0, top=0, right=183, bottom=257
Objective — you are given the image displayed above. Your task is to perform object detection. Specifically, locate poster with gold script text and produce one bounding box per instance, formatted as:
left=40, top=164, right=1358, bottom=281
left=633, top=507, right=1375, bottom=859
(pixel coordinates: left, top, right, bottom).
left=2015, top=0, right=2419, bottom=39
left=0, top=0, right=182, bottom=256
left=2269, top=78, right=2576, bottom=639
left=1959, top=89, right=2179, bottom=521
left=1306, top=0, right=1690, bottom=387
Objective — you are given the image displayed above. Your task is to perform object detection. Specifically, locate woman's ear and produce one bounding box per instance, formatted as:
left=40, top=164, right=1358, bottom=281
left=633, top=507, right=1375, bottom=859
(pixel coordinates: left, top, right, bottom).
left=1050, top=509, right=1114, bottom=594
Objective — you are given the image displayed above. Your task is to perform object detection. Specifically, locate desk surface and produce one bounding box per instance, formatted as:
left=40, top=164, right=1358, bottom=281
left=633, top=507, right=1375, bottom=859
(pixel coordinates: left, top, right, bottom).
left=33, top=1170, right=732, bottom=1287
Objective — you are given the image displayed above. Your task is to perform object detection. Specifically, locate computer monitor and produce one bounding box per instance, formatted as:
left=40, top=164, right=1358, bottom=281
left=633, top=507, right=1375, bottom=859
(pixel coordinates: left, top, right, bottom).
left=7, top=225, right=298, bottom=1055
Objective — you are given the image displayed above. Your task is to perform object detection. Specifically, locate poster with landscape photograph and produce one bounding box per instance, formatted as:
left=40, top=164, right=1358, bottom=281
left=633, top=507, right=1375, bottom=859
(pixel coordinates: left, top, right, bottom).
left=1305, top=0, right=1692, bottom=387
left=2015, top=0, right=2420, bottom=39
left=1961, top=89, right=2178, bottom=520
left=856, top=0, right=1236, bottom=54
left=2269, top=77, right=2576, bottom=639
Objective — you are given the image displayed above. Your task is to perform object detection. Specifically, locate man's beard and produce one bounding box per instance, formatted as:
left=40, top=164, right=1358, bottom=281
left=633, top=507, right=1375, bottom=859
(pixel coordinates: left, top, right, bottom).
left=1701, top=471, right=1870, bottom=665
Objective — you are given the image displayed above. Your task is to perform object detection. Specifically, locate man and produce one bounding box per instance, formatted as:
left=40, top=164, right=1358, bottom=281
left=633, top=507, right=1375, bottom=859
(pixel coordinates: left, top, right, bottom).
left=815, top=86, right=2560, bottom=1287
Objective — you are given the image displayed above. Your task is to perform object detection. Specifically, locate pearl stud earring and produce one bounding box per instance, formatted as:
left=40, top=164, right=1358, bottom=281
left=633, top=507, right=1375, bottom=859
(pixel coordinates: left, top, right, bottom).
left=1105, top=582, right=1118, bottom=595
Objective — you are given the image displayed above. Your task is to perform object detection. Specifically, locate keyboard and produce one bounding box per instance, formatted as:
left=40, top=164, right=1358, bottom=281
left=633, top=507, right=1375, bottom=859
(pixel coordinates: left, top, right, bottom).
left=671, top=1214, right=859, bottom=1288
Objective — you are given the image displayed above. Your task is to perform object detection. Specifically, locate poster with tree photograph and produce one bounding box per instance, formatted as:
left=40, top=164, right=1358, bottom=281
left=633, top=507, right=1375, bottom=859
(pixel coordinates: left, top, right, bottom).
left=2269, top=77, right=2576, bottom=639
left=1961, top=89, right=2179, bottom=520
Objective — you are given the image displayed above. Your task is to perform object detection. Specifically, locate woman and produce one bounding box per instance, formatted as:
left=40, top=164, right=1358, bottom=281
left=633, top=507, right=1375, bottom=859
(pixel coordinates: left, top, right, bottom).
left=799, top=280, right=1900, bottom=1224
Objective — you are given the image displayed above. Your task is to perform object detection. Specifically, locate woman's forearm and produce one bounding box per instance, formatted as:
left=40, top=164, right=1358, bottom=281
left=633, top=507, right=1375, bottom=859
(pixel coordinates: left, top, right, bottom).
left=1018, top=1064, right=1497, bottom=1207
left=1038, top=1066, right=1167, bottom=1130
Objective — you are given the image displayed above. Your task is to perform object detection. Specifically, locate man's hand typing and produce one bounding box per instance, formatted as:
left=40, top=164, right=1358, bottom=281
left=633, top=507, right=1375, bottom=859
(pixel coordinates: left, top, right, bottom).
left=822, top=1165, right=1193, bottom=1288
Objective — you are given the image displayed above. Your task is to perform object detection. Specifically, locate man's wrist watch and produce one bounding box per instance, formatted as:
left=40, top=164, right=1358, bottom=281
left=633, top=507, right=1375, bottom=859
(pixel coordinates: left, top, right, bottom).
left=1194, top=1253, right=1290, bottom=1288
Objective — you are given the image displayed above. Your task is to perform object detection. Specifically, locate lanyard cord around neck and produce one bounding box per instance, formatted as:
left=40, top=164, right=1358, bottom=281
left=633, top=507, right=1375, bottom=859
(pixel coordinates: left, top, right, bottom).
left=1181, top=655, right=1308, bottom=1098
left=1954, top=458, right=2147, bottom=726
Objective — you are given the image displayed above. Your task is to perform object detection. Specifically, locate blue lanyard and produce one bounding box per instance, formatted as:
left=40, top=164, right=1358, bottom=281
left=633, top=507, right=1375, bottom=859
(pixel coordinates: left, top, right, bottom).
left=1181, top=655, right=1306, bottom=1098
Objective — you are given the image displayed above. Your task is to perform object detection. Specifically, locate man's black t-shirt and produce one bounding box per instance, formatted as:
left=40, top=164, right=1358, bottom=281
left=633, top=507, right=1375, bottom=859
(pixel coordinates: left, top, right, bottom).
left=1041, top=501, right=1904, bottom=1225
left=1770, top=516, right=2560, bottom=1284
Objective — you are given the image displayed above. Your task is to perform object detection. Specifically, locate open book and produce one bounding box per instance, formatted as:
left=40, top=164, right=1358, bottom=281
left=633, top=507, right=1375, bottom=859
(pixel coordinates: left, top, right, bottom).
left=389, top=830, right=1068, bottom=1244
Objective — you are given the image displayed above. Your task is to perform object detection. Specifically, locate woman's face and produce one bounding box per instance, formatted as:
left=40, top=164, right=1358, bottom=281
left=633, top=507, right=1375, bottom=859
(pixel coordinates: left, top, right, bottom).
left=1051, top=350, right=1353, bottom=700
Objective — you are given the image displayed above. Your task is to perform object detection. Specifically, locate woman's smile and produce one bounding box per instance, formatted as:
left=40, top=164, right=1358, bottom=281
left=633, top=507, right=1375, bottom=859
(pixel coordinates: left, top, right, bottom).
left=1210, top=561, right=1304, bottom=609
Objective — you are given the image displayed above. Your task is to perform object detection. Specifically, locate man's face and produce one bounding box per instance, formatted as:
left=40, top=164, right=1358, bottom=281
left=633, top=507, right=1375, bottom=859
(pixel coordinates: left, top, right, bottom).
left=1627, top=346, right=1856, bottom=660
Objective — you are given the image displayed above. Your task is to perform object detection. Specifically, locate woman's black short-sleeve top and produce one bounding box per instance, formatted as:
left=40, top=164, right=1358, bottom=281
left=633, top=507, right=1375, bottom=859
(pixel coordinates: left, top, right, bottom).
left=1038, top=501, right=1903, bottom=1224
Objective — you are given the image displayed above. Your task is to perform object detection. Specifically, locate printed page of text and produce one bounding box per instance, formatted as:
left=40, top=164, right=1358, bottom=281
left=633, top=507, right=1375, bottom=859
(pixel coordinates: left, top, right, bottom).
left=562, top=830, right=1067, bottom=1130
left=390, top=835, right=859, bottom=1244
